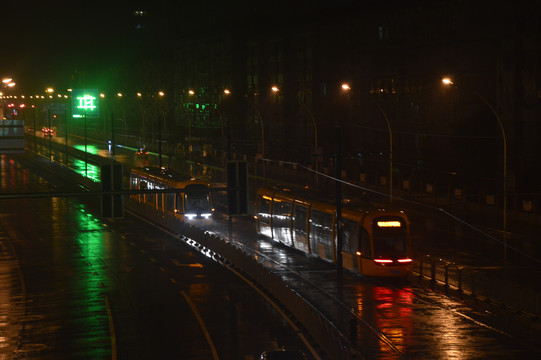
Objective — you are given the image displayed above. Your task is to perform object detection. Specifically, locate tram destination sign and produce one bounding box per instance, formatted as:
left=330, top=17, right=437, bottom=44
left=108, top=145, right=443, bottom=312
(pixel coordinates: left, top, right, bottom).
left=71, top=89, right=99, bottom=118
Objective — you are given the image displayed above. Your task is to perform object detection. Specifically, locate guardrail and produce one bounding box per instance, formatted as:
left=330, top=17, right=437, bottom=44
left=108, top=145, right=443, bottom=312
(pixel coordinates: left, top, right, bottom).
left=416, top=254, right=541, bottom=318
left=127, top=198, right=354, bottom=360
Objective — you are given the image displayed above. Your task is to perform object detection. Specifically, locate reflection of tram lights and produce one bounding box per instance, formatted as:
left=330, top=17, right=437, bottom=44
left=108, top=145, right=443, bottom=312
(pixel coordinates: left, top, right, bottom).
left=377, top=221, right=401, bottom=227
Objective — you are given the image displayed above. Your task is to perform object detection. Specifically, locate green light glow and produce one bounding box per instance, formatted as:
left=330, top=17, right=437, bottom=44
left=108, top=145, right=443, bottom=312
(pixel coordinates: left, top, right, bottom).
left=74, top=144, right=99, bottom=155
left=77, top=94, right=97, bottom=110
left=72, top=159, right=100, bottom=182
left=72, top=89, right=100, bottom=118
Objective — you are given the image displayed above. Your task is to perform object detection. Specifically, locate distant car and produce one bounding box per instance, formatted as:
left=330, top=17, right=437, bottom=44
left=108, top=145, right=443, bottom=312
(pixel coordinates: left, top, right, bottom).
left=260, top=350, right=307, bottom=360
left=136, top=147, right=149, bottom=157
left=41, top=126, right=55, bottom=137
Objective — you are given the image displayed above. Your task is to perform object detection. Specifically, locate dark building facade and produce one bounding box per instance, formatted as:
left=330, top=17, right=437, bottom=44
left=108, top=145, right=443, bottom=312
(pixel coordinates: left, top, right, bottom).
left=117, top=1, right=541, bottom=195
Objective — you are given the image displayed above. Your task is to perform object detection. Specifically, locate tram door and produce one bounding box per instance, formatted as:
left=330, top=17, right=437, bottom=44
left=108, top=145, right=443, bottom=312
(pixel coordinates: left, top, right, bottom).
left=292, top=204, right=310, bottom=253
left=256, top=195, right=273, bottom=239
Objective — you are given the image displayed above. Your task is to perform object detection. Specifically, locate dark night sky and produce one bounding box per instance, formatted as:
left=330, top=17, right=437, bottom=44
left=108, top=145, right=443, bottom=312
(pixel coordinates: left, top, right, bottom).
left=2, top=2, right=135, bottom=92
left=1, top=0, right=363, bottom=93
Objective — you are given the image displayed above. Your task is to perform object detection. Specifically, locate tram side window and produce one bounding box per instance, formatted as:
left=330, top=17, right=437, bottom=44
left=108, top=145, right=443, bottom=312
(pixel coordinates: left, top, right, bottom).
left=272, top=200, right=292, bottom=231
left=359, top=229, right=371, bottom=258
left=156, top=184, right=164, bottom=209
left=310, top=210, right=333, bottom=247
left=175, top=192, right=184, bottom=214
left=340, top=219, right=357, bottom=254
left=257, top=196, right=272, bottom=225
left=147, top=180, right=155, bottom=204
left=293, top=204, right=308, bottom=236
left=130, top=175, right=137, bottom=190
left=139, top=180, right=147, bottom=189
left=165, top=191, right=175, bottom=213
left=129, top=175, right=138, bottom=198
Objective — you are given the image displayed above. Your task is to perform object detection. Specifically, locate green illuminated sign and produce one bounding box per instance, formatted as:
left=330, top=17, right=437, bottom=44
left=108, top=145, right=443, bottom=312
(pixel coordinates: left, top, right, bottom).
left=72, top=89, right=99, bottom=118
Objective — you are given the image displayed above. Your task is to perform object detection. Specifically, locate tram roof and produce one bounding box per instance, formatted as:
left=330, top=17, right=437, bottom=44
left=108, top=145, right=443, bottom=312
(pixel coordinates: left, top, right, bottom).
left=259, top=185, right=380, bottom=211
left=130, top=167, right=212, bottom=188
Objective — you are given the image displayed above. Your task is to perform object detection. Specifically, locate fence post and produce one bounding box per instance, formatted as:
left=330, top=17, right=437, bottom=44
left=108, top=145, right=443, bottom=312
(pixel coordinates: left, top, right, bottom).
left=431, top=260, right=436, bottom=284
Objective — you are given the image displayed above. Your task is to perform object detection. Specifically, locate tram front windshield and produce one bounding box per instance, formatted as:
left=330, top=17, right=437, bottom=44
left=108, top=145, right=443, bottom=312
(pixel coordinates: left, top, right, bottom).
left=372, top=218, right=409, bottom=259
left=183, top=184, right=211, bottom=217
left=185, top=194, right=210, bottom=212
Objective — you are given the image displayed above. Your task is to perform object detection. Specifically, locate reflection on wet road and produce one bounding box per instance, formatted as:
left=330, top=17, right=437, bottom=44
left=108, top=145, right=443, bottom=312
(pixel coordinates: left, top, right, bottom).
left=0, top=154, right=314, bottom=359
left=15, top=135, right=541, bottom=359
left=205, top=215, right=541, bottom=359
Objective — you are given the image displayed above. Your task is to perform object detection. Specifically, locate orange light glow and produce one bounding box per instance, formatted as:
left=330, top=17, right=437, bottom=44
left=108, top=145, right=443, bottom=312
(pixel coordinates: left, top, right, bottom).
left=377, top=221, right=401, bottom=227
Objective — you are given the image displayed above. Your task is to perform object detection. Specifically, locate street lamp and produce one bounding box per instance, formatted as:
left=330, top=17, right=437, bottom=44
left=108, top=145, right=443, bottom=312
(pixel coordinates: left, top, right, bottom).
left=442, top=77, right=508, bottom=265
left=158, top=91, right=166, bottom=168
left=341, top=83, right=394, bottom=203
left=2, top=78, right=15, bottom=88
left=187, top=90, right=195, bottom=160
left=221, top=89, right=231, bottom=167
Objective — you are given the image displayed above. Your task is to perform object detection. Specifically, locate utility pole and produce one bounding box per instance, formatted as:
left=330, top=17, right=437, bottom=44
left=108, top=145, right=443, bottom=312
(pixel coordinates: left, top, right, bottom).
left=335, top=123, right=343, bottom=278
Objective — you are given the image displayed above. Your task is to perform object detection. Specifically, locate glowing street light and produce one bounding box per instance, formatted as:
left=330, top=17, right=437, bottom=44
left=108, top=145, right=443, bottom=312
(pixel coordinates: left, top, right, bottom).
left=2, top=78, right=15, bottom=88
left=442, top=77, right=453, bottom=86
left=271, top=86, right=279, bottom=92
left=341, top=83, right=351, bottom=91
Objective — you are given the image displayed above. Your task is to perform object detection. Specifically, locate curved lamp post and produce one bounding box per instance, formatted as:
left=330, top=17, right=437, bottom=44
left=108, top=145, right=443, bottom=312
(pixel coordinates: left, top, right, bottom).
left=442, top=77, right=508, bottom=265
left=341, top=83, right=393, bottom=203
left=220, top=89, right=232, bottom=168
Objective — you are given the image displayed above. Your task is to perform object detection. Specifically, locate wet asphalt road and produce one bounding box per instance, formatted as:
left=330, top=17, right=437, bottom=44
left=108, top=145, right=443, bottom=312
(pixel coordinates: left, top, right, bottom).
left=5, top=137, right=541, bottom=359
left=0, top=154, right=312, bottom=359
left=204, top=212, right=541, bottom=359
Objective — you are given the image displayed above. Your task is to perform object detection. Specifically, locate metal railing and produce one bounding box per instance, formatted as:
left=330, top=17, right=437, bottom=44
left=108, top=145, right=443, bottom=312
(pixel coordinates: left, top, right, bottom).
left=128, top=198, right=353, bottom=360
left=416, top=254, right=541, bottom=318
